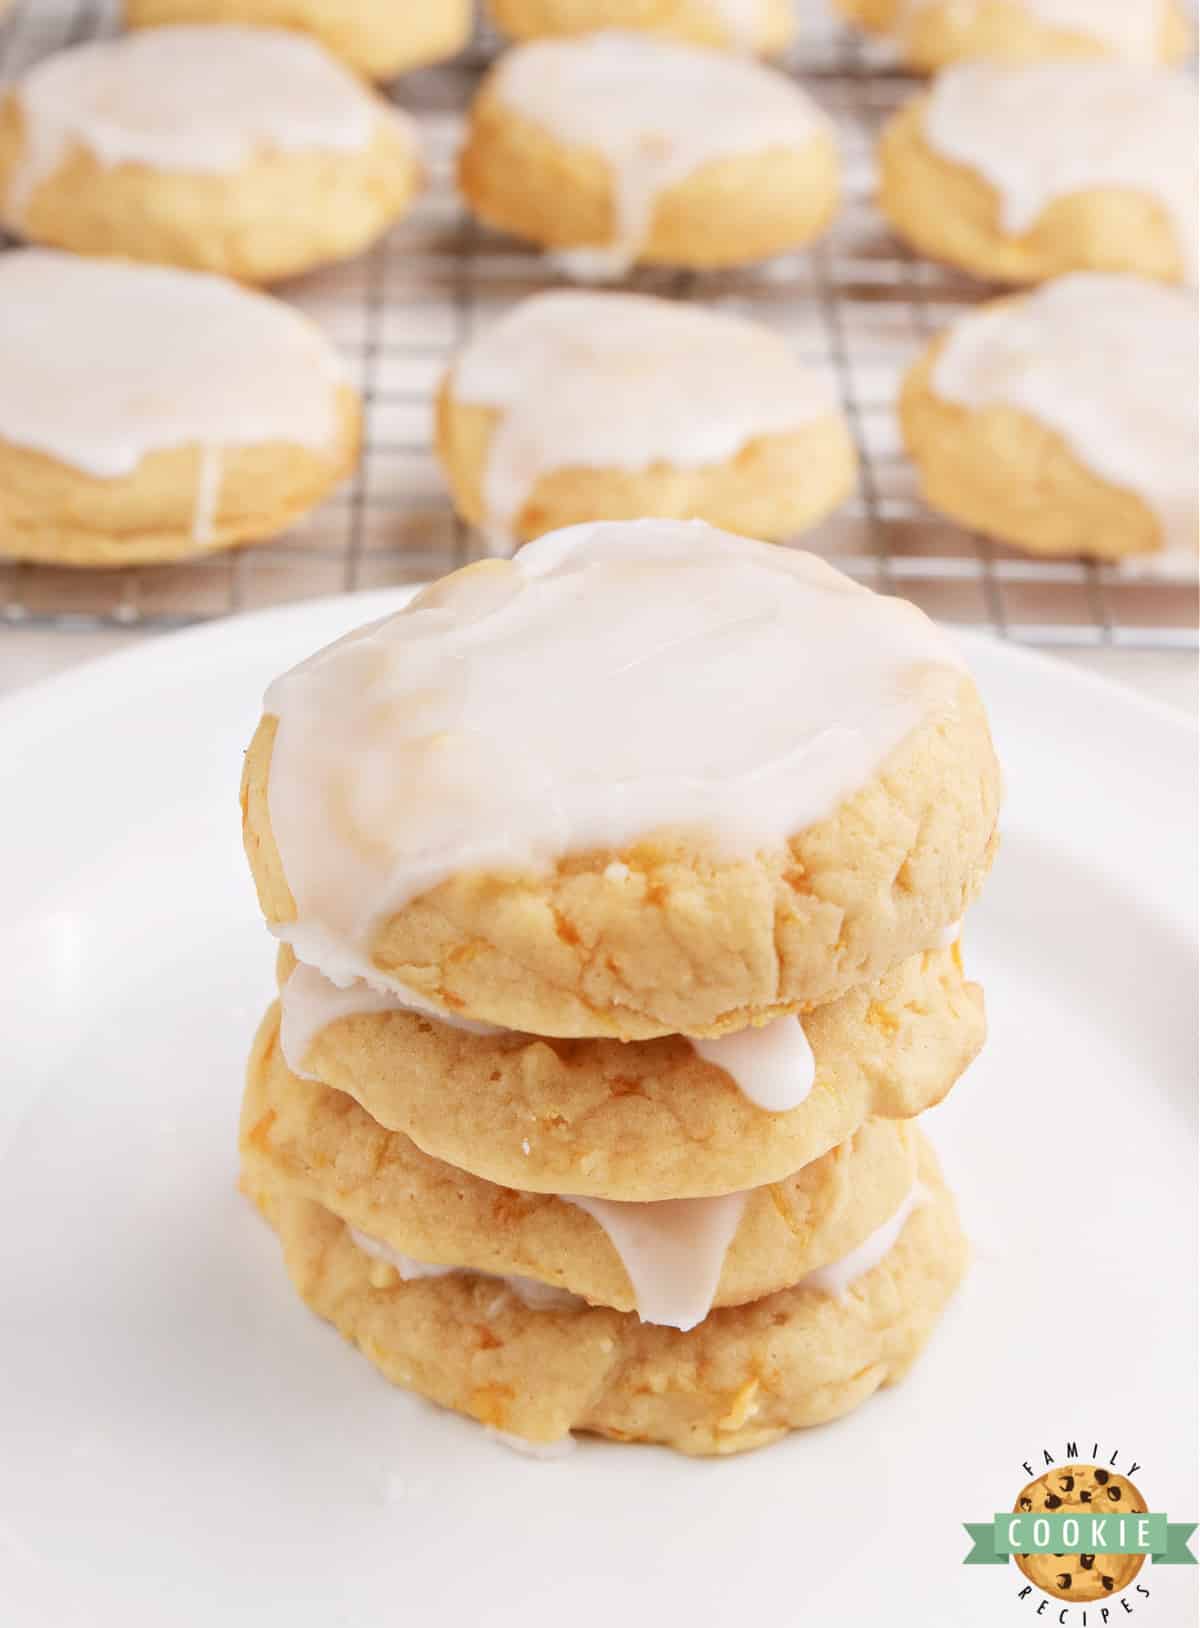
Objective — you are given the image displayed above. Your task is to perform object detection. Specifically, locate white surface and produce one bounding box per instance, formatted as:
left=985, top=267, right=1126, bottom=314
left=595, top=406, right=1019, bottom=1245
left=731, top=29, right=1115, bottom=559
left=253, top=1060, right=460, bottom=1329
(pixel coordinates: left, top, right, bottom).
left=0, top=592, right=1196, bottom=1628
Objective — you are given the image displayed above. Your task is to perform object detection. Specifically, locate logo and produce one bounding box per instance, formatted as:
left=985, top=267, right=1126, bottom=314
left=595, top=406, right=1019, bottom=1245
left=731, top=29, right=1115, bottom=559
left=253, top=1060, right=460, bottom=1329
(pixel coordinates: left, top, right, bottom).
left=963, top=1441, right=1196, bottom=1622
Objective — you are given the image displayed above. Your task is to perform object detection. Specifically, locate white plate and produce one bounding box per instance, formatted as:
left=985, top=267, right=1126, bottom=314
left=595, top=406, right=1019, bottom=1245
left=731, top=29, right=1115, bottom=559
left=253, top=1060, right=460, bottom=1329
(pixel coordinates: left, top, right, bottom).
left=1, top=595, right=1195, bottom=1628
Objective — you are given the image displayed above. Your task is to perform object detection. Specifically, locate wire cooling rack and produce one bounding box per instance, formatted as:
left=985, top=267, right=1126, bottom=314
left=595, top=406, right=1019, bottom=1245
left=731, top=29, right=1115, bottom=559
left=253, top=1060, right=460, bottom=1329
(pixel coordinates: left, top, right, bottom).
left=0, top=0, right=1196, bottom=646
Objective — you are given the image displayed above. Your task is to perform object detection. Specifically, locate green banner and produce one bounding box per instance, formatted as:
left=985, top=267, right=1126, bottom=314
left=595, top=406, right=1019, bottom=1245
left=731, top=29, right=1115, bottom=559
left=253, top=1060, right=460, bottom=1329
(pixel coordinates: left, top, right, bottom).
left=963, top=1515, right=1197, bottom=1567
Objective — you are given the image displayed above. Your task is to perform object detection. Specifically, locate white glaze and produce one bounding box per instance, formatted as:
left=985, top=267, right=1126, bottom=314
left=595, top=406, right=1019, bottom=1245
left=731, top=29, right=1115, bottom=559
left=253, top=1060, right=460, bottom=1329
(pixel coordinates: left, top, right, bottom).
left=279, top=959, right=501, bottom=1078
left=565, top=1190, right=748, bottom=1330
left=486, top=1429, right=576, bottom=1459
left=932, top=275, right=1199, bottom=563
left=710, top=0, right=763, bottom=52
left=349, top=1228, right=582, bottom=1311
left=490, top=31, right=829, bottom=274
left=690, top=1016, right=815, bottom=1112
left=452, top=291, right=836, bottom=550
left=925, top=63, right=1197, bottom=284
left=905, top=0, right=1169, bottom=62
left=0, top=251, right=345, bottom=491
left=799, top=1182, right=928, bottom=1300
left=264, top=521, right=966, bottom=1000
left=192, top=446, right=223, bottom=548
left=3, top=25, right=408, bottom=224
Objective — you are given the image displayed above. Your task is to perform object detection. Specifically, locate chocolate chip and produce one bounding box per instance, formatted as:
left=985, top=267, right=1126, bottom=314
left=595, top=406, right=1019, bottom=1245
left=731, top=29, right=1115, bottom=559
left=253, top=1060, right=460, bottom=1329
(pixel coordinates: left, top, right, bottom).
left=1095, top=1470, right=1110, bottom=1485
left=1102, top=1576, right=1115, bottom=1592
left=1107, top=1485, right=1122, bottom=1502
left=1080, top=1491, right=1093, bottom=1503
left=1045, top=1494, right=1063, bottom=1510
left=1056, top=1574, right=1072, bottom=1590
left=1020, top=1497, right=1033, bottom=1511
left=1081, top=1556, right=1096, bottom=1571
left=1060, top=1475, right=1075, bottom=1492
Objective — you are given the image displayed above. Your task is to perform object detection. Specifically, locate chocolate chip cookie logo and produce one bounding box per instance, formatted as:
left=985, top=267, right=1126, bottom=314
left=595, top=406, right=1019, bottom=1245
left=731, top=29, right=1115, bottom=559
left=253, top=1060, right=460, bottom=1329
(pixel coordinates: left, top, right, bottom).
left=963, top=1442, right=1196, bottom=1622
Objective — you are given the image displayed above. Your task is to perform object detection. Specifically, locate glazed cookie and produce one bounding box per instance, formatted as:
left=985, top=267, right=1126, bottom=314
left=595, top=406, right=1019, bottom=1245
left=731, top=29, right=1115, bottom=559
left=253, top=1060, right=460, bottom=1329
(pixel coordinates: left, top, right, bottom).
left=274, top=941, right=984, bottom=1198
left=0, top=27, right=422, bottom=284
left=457, top=32, right=840, bottom=277
left=242, top=521, right=1001, bottom=1039
left=243, top=1001, right=930, bottom=1325
left=124, top=0, right=472, bottom=80
left=0, top=250, right=358, bottom=566
left=245, top=1137, right=967, bottom=1453
left=1013, top=1465, right=1148, bottom=1601
left=487, top=0, right=797, bottom=55
left=900, top=276, right=1199, bottom=569
left=879, top=64, right=1196, bottom=287
left=833, top=0, right=1190, bottom=72
left=436, top=291, right=857, bottom=550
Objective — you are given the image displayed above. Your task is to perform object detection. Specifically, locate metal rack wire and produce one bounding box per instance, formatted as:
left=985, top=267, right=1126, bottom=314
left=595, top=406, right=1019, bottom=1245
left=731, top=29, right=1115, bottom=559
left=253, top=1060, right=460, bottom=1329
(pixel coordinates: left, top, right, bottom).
left=1, top=0, right=1196, bottom=646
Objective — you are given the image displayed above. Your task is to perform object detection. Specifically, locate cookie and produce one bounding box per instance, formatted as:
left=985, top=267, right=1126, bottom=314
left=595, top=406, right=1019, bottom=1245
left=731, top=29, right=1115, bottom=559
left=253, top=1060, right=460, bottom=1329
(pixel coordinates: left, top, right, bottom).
left=242, top=521, right=1001, bottom=1039
left=243, top=1136, right=967, bottom=1454
left=0, top=250, right=359, bottom=567
left=487, top=0, right=797, bottom=54
left=124, top=0, right=473, bottom=80
left=900, top=276, right=1199, bottom=569
left=274, top=940, right=983, bottom=1198
left=833, top=0, right=1191, bottom=72
left=458, top=32, right=840, bottom=277
left=878, top=63, right=1196, bottom=286
left=1013, top=1465, right=1148, bottom=1601
left=436, top=291, right=857, bottom=551
left=243, top=1000, right=937, bottom=1324
left=0, top=27, right=422, bottom=285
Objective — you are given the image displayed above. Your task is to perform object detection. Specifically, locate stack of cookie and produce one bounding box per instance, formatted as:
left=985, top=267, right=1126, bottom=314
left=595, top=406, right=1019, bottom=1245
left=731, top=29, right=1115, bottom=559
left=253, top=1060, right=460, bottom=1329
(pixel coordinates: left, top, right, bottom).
left=237, top=520, right=1002, bottom=1456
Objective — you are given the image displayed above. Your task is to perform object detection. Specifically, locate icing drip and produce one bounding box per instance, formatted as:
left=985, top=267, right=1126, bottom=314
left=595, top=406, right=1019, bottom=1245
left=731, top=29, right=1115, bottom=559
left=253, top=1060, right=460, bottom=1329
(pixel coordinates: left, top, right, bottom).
left=690, top=1015, right=815, bottom=1112
left=349, top=1228, right=582, bottom=1311
left=904, top=0, right=1168, bottom=62
left=279, top=959, right=502, bottom=1078
left=565, top=1190, right=749, bottom=1330
left=799, top=1182, right=928, bottom=1300
left=0, top=250, right=345, bottom=478
left=192, top=445, right=222, bottom=547
left=486, top=1429, right=576, bottom=1459
left=263, top=521, right=966, bottom=989
left=932, top=275, right=1199, bottom=563
left=452, top=291, right=836, bottom=551
left=4, top=25, right=407, bottom=224
left=924, top=63, right=1197, bottom=284
left=489, top=31, right=829, bottom=273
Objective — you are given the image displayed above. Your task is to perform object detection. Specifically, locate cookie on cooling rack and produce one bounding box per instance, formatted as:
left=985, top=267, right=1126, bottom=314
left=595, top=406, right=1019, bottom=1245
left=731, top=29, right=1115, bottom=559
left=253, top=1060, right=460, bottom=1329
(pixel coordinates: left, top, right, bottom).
left=123, top=0, right=472, bottom=80
left=241, top=520, right=1000, bottom=1039
left=487, top=0, right=797, bottom=55
left=0, top=250, right=359, bottom=567
left=435, top=291, right=857, bottom=551
left=900, top=275, right=1199, bottom=569
left=245, top=1133, right=966, bottom=1455
left=878, top=62, right=1196, bottom=286
left=458, top=32, right=840, bottom=278
left=832, top=0, right=1191, bottom=72
left=0, top=27, right=423, bottom=285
